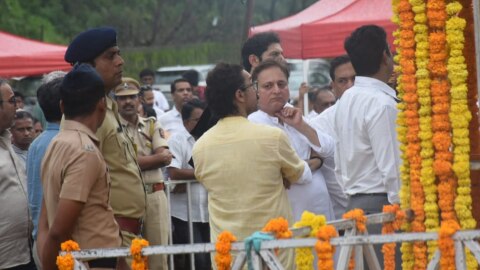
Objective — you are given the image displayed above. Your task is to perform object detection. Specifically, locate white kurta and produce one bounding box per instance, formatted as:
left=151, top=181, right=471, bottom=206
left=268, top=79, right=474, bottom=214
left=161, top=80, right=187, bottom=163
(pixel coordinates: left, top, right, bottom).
left=248, top=108, right=335, bottom=221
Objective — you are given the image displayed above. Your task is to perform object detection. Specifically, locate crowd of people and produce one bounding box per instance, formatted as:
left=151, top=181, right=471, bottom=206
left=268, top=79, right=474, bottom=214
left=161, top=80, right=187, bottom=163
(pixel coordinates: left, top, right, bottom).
left=0, top=23, right=400, bottom=270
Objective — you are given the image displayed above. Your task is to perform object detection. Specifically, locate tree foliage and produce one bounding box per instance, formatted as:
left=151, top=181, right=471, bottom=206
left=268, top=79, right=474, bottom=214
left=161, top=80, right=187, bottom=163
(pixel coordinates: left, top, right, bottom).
left=0, top=0, right=316, bottom=75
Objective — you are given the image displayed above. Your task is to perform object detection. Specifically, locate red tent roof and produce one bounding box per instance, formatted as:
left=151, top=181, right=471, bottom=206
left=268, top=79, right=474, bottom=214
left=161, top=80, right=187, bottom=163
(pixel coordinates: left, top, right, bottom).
left=0, top=31, right=71, bottom=77
left=250, top=0, right=396, bottom=59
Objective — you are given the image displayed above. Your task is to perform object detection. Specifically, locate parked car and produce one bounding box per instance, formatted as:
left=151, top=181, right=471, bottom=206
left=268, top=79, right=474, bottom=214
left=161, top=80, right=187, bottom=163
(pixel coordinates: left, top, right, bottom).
left=286, top=59, right=331, bottom=100
left=154, top=64, right=214, bottom=106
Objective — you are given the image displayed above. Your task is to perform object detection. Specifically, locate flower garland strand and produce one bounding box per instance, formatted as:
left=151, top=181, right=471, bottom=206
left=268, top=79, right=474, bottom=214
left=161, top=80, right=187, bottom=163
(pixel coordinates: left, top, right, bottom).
left=215, top=231, right=237, bottom=270
left=409, top=0, right=440, bottom=261
left=446, top=2, right=477, bottom=269
left=446, top=0, right=476, bottom=232
left=56, top=240, right=80, bottom=270
left=428, top=0, right=457, bottom=223
left=343, top=209, right=367, bottom=269
left=381, top=205, right=406, bottom=270
left=130, top=238, right=149, bottom=270
left=315, top=225, right=338, bottom=270
left=392, top=0, right=414, bottom=268
left=398, top=1, right=429, bottom=268
left=293, top=211, right=327, bottom=270
left=261, top=217, right=293, bottom=239
left=438, top=219, right=460, bottom=270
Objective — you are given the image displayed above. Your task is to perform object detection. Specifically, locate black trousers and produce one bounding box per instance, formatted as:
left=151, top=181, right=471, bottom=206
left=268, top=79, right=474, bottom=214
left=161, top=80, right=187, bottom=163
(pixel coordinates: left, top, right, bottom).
left=171, top=217, right=211, bottom=270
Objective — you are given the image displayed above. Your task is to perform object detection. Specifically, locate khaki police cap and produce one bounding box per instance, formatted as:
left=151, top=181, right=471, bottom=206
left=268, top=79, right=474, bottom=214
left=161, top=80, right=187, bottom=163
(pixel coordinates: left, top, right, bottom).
left=114, top=77, right=140, bottom=96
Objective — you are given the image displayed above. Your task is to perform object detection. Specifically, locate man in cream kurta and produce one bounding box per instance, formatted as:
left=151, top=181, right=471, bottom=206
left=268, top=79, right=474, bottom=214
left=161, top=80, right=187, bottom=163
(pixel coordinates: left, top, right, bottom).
left=192, top=62, right=305, bottom=269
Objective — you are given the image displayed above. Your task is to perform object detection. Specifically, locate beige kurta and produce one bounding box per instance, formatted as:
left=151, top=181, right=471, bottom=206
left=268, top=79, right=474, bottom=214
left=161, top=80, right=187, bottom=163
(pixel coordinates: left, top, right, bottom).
left=192, top=116, right=305, bottom=269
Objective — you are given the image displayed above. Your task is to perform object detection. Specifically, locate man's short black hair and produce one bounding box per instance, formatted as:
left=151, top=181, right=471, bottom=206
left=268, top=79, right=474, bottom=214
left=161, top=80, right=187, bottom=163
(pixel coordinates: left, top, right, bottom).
left=61, top=64, right=105, bottom=118
left=139, top=68, right=155, bottom=78
left=139, top=85, right=153, bottom=97
left=182, top=70, right=200, bottom=87
left=344, top=25, right=389, bottom=76
left=181, top=99, right=205, bottom=121
left=13, top=110, right=33, bottom=124
left=329, top=55, right=351, bottom=81
left=251, top=59, right=290, bottom=83
left=170, top=78, right=191, bottom=94
left=205, top=63, right=245, bottom=119
left=13, top=91, right=25, bottom=100
left=37, top=77, right=63, bottom=122
left=241, top=32, right=281, bottom=72
left=309, top=86, right=332, bottom=102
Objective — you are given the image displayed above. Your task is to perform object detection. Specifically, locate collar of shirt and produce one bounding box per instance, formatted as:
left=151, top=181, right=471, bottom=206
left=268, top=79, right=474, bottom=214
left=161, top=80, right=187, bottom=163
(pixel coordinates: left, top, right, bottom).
left=45, top=122, right=60, bottom=131
left=63, top=120, right=100, bottom=145
left=354, top=76, right=398, bottom=101
left=106, top=95, right=114, bottom=110
left=171, top=106, right=181, bottom=118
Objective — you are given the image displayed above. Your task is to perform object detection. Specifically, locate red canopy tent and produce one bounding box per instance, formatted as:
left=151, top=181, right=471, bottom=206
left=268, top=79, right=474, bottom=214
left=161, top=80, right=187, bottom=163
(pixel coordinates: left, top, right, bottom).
left=249, top=0, right=396, bottom=59
left=0, top=31, right=71, bottom=77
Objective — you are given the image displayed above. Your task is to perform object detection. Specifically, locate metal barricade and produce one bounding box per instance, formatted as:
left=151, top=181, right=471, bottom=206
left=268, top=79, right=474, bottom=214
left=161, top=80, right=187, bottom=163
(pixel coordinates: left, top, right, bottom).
left=165, top=179, right=198, bottom=270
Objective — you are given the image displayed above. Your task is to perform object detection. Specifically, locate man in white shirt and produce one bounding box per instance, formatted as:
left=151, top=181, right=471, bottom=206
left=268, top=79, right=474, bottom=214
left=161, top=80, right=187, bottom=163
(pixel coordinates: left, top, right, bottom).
left=307, top=87, right=336, bottom=119
left=167, top=99, right=210, bottom=270
left=311, top=55, right=355, bottom=219
left=248, top=59, right=335, bottom=221
left=334, top=25, right=399, bottom=267
left=158, top=78, right=194, bottom=138
left=139, top=68, right=170, bottom=112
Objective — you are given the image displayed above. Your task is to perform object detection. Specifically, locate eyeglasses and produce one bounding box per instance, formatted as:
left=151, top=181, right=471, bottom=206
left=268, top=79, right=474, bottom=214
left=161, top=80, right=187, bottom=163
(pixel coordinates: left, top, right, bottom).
left=240, top=83, right=255, bottom=91
left=0, top=96, right=16, bottom=105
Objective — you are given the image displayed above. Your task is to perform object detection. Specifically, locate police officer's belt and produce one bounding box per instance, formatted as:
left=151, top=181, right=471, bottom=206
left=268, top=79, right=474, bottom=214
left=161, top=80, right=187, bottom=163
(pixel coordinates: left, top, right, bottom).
left=144, top=182, right=165, bottom=194
left=115, top=217, right=142, bottom=235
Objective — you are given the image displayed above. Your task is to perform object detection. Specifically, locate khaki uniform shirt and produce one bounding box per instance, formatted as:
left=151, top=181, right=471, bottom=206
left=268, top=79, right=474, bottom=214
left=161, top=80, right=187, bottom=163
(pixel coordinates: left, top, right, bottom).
left=96, top=97, right=146, bottom=218
left=120, top=116, right=168, bottom=184
left=0, top=130, right=31, bottom=268
left=41, top=120, right=121, bottom=249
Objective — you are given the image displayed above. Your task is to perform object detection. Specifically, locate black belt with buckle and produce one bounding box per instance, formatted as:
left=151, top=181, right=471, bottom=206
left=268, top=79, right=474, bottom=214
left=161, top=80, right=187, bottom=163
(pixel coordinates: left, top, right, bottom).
left=350, top=193, right=387, bottom=197
left=89, top=257, right=117, bottom=268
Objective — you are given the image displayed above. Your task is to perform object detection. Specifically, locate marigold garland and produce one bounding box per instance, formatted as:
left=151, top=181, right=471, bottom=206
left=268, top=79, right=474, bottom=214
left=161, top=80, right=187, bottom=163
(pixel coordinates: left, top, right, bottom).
left=262, top=217, right=293, bottom=239
left=399, top=1, right=429, bottom=268
left=315, top=225, right=338, bottom=270
left=381, top=205, right=406, bottom=270
left=293, top=211, right=327, bottom=270
left=393, top=0, right=414, bottom=267
left=343, top=209, right=367, bottom=269
left=215, top=231, right=237, bottom=270
left=438, top=220, right=460, bottom=270
left=410, top=0, right=440, bottom=262
left=446, top=2, right=477, bottom=269
left=130, top=238, right=149, bottom=270
left=56, top=240, right=80, bottom=270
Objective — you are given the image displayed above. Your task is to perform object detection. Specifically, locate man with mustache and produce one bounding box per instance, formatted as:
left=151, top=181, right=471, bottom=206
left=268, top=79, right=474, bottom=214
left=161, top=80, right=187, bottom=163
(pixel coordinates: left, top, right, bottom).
left=62, top=27, right=146, bottom=254
left=115, top=78, right=173, bottom=270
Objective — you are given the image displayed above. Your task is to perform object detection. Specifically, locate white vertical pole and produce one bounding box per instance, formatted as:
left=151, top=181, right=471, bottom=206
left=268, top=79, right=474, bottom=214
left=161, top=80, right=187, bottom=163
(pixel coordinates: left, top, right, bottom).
left=303, top=60, right=309, bottom=117
left=473, top=0, right=480, bottom=100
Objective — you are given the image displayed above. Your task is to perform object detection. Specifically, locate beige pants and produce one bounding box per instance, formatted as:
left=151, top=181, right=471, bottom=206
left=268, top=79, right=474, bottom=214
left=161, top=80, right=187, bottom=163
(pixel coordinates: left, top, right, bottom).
left=143, top=190, right=170, bottom=270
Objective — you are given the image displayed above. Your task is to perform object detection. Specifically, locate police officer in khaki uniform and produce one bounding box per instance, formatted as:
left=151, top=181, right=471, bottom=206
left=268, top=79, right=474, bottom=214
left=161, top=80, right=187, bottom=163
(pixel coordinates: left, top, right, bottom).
left=64, top=27, right=146, bottom=257
left=115, top=77, right=173, bottom=270
left=39, top=64, right=127, bottom=270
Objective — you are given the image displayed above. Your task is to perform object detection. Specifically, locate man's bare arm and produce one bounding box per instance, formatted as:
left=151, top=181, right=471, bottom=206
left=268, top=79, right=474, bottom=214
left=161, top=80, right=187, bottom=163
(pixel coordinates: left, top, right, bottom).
left=42, top=199, right=84, bottom=270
